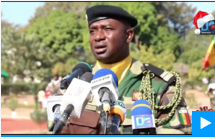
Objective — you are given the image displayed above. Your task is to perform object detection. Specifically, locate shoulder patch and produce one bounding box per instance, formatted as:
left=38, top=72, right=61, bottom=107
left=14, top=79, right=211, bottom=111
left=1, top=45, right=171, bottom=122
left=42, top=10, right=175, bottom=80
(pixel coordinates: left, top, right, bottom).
left=178, top=107, right=191, bottom=126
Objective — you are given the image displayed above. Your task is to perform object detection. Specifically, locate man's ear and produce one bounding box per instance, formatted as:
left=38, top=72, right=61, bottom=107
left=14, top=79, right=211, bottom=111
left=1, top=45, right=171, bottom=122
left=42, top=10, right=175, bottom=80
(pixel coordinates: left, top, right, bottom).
left=126, top=28, right=134, bottom=43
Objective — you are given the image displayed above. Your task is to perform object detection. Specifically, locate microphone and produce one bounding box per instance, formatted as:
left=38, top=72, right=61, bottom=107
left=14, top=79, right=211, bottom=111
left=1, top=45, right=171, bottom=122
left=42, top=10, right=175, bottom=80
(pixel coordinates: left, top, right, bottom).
left=108, top=100, right=127, bottom=134
left=49, top=104, right=61, bottom=132
left=46, top=94, right=63, bottom=131
left=53, top=72, right=93, bottom=134
left=131, top=99, right=156, bottom=135
left=60, top=62, right=92, bottom=89
left=91, top=68, right=119, bottom=134
left=91, top=68, right=119, bottom=111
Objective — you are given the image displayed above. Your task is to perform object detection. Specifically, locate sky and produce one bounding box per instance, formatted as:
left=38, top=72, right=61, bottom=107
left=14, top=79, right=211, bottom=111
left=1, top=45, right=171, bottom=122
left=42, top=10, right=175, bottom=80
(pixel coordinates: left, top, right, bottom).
left=1, top=2, right=215, bottom=27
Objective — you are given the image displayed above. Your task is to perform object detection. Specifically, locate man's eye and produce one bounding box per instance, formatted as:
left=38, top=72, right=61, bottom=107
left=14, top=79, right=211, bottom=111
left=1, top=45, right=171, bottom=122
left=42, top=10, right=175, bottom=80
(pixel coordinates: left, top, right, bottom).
left=105, top=28, right=112, bottom=30
left=90, top=30, right=95, bottom=34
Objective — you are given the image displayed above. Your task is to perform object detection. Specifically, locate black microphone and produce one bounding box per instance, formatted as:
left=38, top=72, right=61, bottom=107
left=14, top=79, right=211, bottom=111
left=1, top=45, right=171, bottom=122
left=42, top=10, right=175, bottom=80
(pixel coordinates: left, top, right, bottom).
left=53, top=104, right=74, bottom=134
left=60, top=62, right=92, bottom=89
left=107, top=100, right=126, bottom=134
left=53, top=72, right=93, bottom=134
left=48, top=104, right=61, bottom=132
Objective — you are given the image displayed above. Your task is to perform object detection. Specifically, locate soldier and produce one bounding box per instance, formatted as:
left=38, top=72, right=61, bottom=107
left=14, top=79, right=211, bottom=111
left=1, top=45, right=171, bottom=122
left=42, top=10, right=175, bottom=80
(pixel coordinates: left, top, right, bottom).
left=61, top=5, right=192, bottom=134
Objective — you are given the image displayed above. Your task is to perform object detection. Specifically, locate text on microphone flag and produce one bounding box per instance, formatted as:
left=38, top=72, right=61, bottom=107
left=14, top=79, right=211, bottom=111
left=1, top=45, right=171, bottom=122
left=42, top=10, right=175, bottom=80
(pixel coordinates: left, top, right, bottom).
left=132, top=114, right=155, bottom=129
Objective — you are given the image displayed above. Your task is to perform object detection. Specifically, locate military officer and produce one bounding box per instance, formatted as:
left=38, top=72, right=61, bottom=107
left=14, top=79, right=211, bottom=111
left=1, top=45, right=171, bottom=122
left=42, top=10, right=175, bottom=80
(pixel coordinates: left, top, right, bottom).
left=61, top=5, right=192, bottom=134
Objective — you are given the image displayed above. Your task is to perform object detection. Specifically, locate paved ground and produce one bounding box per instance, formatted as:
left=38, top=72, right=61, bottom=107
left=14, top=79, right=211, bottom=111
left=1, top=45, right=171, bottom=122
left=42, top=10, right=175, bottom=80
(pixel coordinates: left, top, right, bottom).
left=1, top=118, right=48, bottom=134
left=1, top=94, right=49, bottom=134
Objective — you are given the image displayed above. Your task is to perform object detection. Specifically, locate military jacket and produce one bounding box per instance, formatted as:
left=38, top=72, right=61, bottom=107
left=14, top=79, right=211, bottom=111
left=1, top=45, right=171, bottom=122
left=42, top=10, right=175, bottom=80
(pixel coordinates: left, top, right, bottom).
left=62, top=58, right=192, bottom=134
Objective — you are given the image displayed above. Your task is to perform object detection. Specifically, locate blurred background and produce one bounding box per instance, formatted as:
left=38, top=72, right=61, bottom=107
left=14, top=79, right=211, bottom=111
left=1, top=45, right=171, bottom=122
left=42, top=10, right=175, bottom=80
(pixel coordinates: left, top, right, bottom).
left=1, top=1, right=215, bottom=134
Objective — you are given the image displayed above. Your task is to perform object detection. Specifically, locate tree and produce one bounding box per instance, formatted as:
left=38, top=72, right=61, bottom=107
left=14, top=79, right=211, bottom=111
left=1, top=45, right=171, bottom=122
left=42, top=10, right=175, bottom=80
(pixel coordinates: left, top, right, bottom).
left=1, top=29, right=54, bottom=79
left=131, top=45, right=176, bottom=71
left=28, top=10, right=86, bottom=60
left=29, top=2, right=90, bottom=22
left=152, top=2, right=197, bottom=38
left=28, top=9, right=96, bottom=75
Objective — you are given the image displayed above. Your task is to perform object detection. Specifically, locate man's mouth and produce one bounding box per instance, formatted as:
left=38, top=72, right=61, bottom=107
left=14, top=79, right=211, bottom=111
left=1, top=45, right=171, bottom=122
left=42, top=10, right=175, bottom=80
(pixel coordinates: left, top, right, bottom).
left=94, top=45, right=107, bottom=54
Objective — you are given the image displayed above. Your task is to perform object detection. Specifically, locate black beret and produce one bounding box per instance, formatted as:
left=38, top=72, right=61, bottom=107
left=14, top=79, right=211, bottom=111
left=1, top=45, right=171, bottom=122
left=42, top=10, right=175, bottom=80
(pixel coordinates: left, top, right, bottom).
left=86, top=5, right=138, bottom=27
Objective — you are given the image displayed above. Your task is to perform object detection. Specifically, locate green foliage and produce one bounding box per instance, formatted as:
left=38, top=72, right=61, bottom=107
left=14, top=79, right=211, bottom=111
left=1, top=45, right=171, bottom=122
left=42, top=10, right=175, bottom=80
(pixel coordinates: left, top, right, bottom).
left=30, top=109, right=47, bottom=125
left=28, top=10, right=84, bottom=59
left=18, top=104, right=36, bottom=109
left=7, top=97, right=18, bottom=111
left=28, top=82, right=47, bottom=95
left=152, top=2, right=197, bottom=37
left=150, top=26, right=180, bottom=58
left=131, top=45, right=175, bottom=71
left=1, top=82, right=31, bottom=95
left=28, top=9, right=95, bottom=75
left=188, top=67, right=214, bottom=82
left=178, top=30, right=215, bottom=81
left=1, top=29, right=53, bottom=79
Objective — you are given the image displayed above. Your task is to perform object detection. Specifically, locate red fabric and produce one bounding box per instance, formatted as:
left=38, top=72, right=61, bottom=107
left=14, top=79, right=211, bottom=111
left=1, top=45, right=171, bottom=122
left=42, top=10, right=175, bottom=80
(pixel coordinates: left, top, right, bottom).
left=193, top=11, right=209, bottom=29
left=45, top=90, right=52, bottom=98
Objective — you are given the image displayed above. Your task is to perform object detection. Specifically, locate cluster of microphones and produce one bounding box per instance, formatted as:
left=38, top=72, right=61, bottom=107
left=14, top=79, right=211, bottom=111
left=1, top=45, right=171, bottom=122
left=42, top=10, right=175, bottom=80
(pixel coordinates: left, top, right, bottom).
left=47, top=62, right=156, bottom=134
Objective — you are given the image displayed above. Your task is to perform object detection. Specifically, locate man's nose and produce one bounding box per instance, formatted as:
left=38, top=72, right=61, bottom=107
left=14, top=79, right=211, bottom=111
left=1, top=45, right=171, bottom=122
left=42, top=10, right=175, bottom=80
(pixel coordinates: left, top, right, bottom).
left=95, top=30, right=105, bottom=41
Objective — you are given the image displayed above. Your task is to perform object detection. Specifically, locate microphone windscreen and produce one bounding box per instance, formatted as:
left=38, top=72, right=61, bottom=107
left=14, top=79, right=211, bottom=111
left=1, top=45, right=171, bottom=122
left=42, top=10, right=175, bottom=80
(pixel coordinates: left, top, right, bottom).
left=110, top=106, right=124, bottom=124
left=92, top=68, right=118, bottom=86
left=131, top=99, right=152, bottom=116
left=72, top=62, right=92, bottom=73
left=80, top=72, right=93, bottom=83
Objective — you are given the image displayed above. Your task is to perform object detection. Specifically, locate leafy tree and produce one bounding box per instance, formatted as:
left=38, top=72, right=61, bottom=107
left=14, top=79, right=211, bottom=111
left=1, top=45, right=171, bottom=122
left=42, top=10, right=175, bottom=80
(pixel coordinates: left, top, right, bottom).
left=28, top=10, right=86, bottom=61
left=30, top=109, right=47, bottom=131
left=29, top=2, right=90, bottom=22
left=179, top=30, right=214, bottom=65
left=130, top=45, right=176, bottom=71
left=152, top=2, right=197, bottom=38
left=150, top=26, right=181, bottom=58
left=1, top=29, right=53, bottom=79
left=7, top=97, right=18, bottom=111
left=28, top=9, right=96, bottom=75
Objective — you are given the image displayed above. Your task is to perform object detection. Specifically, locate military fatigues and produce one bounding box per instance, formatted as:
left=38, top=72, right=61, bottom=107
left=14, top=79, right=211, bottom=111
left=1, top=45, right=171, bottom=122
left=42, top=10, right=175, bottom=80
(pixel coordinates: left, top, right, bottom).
left=61, top=58, right=192, bottom=134
left=85, top=58, right=191, bottom=134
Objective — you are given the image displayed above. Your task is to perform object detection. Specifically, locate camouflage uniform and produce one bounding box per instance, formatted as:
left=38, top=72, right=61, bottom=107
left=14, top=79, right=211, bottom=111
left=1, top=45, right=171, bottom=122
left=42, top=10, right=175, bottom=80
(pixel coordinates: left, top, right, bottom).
left=91, top=58, right=192, bottom=134
left=62, top=58, right=192, bottom=134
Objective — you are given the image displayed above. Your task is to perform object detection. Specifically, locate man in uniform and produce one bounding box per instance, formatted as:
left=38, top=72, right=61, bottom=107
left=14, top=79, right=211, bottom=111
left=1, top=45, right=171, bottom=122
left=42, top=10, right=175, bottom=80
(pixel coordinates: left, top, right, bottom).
left=61, top=5, right=192, bottom=134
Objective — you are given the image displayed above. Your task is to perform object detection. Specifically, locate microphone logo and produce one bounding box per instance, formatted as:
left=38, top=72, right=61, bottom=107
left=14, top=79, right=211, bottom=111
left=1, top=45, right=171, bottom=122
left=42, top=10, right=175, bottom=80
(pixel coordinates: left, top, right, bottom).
left=115, top=100, right=126, bottom=109
left=134, top=115, right=154, bottom=128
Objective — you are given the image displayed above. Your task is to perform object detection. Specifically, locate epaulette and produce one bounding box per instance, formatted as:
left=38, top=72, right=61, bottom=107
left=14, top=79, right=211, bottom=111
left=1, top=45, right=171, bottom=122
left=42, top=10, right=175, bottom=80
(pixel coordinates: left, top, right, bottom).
left=141, top=63, right=176, bottom=84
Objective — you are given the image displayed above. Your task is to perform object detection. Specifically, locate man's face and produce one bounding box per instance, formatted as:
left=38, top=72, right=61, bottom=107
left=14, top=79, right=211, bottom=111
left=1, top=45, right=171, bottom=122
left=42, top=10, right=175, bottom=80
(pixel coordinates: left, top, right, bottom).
left=89, top=18, right=129, bottom=64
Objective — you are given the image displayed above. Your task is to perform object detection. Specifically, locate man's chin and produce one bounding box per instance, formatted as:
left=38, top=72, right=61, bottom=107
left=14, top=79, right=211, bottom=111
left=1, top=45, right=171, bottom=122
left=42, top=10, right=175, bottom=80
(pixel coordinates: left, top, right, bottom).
left=95, top=56, right=112, bottom=64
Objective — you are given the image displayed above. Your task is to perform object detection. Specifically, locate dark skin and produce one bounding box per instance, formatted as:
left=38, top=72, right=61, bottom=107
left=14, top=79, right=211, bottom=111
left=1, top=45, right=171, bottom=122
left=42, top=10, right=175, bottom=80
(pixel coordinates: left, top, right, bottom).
left=89, top=18, right=134, bottom=64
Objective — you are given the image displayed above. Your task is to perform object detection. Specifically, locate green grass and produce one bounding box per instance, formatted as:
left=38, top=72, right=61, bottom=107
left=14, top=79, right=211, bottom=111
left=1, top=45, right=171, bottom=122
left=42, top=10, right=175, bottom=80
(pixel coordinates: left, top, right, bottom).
left=17, top=104, right=36, bottom=109
left=1, top=103, right=36, bottom=109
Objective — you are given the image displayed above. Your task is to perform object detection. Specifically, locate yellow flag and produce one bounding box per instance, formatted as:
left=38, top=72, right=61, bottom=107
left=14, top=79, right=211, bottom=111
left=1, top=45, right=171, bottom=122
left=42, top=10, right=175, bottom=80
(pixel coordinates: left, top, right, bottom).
left=202, top=36, right=215, bottom=70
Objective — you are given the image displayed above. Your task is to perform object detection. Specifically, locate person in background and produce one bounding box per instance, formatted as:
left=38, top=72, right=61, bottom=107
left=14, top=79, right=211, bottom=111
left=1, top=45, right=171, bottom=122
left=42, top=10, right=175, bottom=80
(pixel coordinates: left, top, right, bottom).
left=46, top=74, right=62, bottom=96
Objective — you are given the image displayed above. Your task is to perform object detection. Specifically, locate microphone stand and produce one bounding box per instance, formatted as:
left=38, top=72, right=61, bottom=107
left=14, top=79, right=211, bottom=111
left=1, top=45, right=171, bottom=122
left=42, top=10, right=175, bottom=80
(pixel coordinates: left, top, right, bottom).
left=100, top=110, right=109, bottom=134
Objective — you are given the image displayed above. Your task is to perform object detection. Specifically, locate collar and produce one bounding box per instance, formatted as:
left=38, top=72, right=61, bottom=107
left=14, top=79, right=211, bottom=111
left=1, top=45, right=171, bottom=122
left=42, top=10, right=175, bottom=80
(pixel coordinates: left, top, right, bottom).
left=93, top=55, right=132, bottom=84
